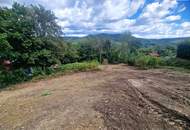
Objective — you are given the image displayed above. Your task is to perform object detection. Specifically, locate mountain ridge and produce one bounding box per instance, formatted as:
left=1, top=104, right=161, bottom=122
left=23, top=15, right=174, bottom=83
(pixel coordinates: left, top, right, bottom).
left=64, top=33, right=190, bottom=47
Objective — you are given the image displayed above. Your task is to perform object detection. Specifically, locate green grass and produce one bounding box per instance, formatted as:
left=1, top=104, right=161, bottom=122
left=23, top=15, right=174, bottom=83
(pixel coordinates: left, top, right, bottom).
left=41, top=90, right=52, bottom=96
left=57, top=61, right=100, bottom=72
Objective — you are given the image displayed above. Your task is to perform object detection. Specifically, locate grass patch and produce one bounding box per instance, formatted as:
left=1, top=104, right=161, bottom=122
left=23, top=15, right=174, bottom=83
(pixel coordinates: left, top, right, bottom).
left=57, top=61, right=100, bottom=72
left=41, top=90, right=52, bottom=96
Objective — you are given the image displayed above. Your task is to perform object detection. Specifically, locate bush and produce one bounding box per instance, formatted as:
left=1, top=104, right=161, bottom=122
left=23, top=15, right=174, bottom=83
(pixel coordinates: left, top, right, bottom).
left=164, top=58, right=190, bottom=69
left=177, top=41, right=190, bottom=60
left=57, top=61, right=99, bottom=72
left=134, top=55, right=162, bottom=69
left=135, top=55, right=149, bottom=68
left=0, top=69, right=30, bottom=88
left=0, top=61, right=99, bottom=89
left=32, top=67, right=55, bottom=76
left=127, top=53, right=136, bottom=66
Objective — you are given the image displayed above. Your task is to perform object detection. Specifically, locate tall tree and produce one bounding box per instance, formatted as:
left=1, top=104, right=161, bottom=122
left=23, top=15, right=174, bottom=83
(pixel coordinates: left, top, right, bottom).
left=0, top=3, right=62, bottom=68
left=32, top=5, right=62, bottom=37
left=177, top=41, right=190, bottom=60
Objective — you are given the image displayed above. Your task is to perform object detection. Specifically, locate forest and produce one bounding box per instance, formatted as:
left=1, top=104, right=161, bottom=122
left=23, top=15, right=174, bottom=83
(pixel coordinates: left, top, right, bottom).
left=0, top=3, right=190, bottom=88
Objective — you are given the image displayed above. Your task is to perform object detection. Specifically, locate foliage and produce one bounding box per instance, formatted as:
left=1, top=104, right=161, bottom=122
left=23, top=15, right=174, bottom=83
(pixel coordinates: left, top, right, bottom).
left=57, top=61, right=99, bottom=72
left=78, top=38, right=113, bottom=63
left=0, top=3, right=62, bottom=68
left=177, top=41, right=190, bottom=60
left=0, top=2, right=190, bottom=89
left=158, top=46, right=176, bottom=57
left=0, top=69, right=30, bottom=88
left=0, top=61, right=99, bottom=88
left=163, top=58, right=190, bottom=69
left=126, top=53, right=137, bottom=66
left=132, top=54, right=162, bottom=69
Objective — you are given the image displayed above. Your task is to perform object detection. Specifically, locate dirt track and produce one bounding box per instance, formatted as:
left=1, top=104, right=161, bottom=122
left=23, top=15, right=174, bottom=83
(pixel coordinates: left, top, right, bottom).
left=0, top=65, right=190, bottom=130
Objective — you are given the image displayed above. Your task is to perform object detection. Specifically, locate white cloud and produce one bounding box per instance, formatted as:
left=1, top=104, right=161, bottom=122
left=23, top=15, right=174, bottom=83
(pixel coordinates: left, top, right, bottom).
left=57, top=20, right=70, bottom=27
left=165, top=15, right=181, bottom=21
left=96, top=0, right=144, bottom=21
left=105, top=19, right=136, bottom=33
left=130, top=0, right=145, bottom=16
left=50, top=0, right=145, bottom=36
left=65, top=34, right=87, bottom=37
left=54, top=1, right=93, bottom=22
left=0, top=0, right=189, bottom=38
left=99, top=0, right=130, bottom=20
left=178, top=6, right=186, bottom=13
left=130, top=0, right=190, bottom=39
left=181, top=22, right=190, bottom=28
left=0, top=0, right=12, bottom=7
left=139, top=0, right=178, bottom=22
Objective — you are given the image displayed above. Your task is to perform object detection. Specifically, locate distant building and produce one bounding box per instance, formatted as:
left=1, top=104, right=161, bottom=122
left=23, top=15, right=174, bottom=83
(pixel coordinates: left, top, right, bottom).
left=149, top=52, right=160, bottom=57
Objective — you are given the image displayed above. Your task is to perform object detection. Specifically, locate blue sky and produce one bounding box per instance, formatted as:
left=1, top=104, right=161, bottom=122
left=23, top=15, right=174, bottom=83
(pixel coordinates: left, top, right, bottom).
left=0, top=0, right=190, bottom=39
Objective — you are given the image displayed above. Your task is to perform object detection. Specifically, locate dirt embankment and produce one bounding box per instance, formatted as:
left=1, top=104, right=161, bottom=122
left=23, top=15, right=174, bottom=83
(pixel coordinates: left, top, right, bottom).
left=0, top=65, right=190, bottom=130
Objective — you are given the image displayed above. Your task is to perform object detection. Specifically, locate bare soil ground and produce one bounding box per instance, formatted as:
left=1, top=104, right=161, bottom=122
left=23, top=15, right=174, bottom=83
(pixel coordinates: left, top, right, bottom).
left=0, top=64, right=190, bottom=130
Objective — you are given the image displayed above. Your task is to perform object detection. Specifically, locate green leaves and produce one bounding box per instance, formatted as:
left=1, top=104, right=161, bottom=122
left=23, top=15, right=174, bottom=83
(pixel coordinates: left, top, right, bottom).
left=0, top=3, right=62, bottom=68
left=32, top=4, right=62, bottom=37
left=0, top=33, right=13, bottom=59
left=177, top=41, right=190, bottom=60
left=0, top=34, right=12, bottom=51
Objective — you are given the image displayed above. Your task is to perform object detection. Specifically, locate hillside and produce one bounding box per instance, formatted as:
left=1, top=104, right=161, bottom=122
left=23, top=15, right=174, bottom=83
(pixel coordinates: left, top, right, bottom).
left=64, top=33, right=190, bottom=47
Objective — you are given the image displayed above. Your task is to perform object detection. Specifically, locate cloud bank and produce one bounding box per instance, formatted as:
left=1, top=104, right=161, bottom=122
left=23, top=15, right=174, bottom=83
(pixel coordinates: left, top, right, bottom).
left=0, top=0, right=190, bottom=38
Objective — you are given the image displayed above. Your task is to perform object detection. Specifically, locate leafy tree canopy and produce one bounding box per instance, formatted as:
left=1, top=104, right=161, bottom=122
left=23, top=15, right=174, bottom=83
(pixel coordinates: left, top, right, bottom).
left=0, top=3, right=62, bottom=68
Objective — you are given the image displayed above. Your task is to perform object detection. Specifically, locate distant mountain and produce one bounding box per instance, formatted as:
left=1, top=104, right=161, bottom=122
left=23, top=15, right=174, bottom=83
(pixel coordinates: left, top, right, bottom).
left=137, top=37, right=190, bottom=47
left=64, top=33, right=190, bottom=47
left=63, top=37, right=81, bottom=43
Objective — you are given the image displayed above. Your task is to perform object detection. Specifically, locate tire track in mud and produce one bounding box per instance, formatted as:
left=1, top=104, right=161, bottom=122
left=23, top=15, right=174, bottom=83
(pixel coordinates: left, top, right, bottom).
left=126, top=80, right=190, bottom=129
left=147, top=83, right=190, bottom=106
left=137, top=77, right=190, bottom=107
left=148, top=76, right=190, bottom=101
left=94, top=76, right=178, bottom=130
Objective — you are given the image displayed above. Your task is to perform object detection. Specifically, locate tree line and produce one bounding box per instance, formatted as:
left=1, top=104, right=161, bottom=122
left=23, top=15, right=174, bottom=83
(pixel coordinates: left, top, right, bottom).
left=0, top=3, right=62, bottom=68
left=0, top=3, right=190, bottom=87
left=0, top=3, right=135, bottom=69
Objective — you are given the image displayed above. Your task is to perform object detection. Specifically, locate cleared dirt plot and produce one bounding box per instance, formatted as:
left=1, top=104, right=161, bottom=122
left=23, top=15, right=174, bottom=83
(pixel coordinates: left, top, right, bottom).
left=0, top=65, right=190, bottom=130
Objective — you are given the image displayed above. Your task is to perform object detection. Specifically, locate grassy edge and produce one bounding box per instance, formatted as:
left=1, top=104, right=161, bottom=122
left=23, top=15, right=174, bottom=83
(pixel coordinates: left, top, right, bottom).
left=0, top=61, right=101, bottom=91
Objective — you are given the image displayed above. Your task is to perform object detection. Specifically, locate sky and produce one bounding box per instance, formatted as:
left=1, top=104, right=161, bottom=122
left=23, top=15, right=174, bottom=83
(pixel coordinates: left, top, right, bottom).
left=0, top=0, right=190, bottom=39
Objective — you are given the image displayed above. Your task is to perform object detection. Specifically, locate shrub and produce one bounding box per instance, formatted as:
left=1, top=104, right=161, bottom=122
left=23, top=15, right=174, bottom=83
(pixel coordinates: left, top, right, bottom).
left=57, top=61, right=99, bottom=72
left=147, top=56, right=161, bottom=67
left=177, top=41, right=190, bottom=60
left=0, top=61, right=99, bottom=89
left=164, top=58, right=190, bottom=69
left=135, top=55, right=149, bottom=68
left=127, top=53, right=136, bottom=66
left=0, top=69, right=30, bottom=88
left=134, top=55, right=161, bottom=69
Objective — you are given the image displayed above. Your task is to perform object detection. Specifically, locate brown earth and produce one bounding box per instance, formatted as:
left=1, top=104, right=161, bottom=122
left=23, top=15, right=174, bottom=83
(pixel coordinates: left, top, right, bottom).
left=0, top=64, right=190, bottom=130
